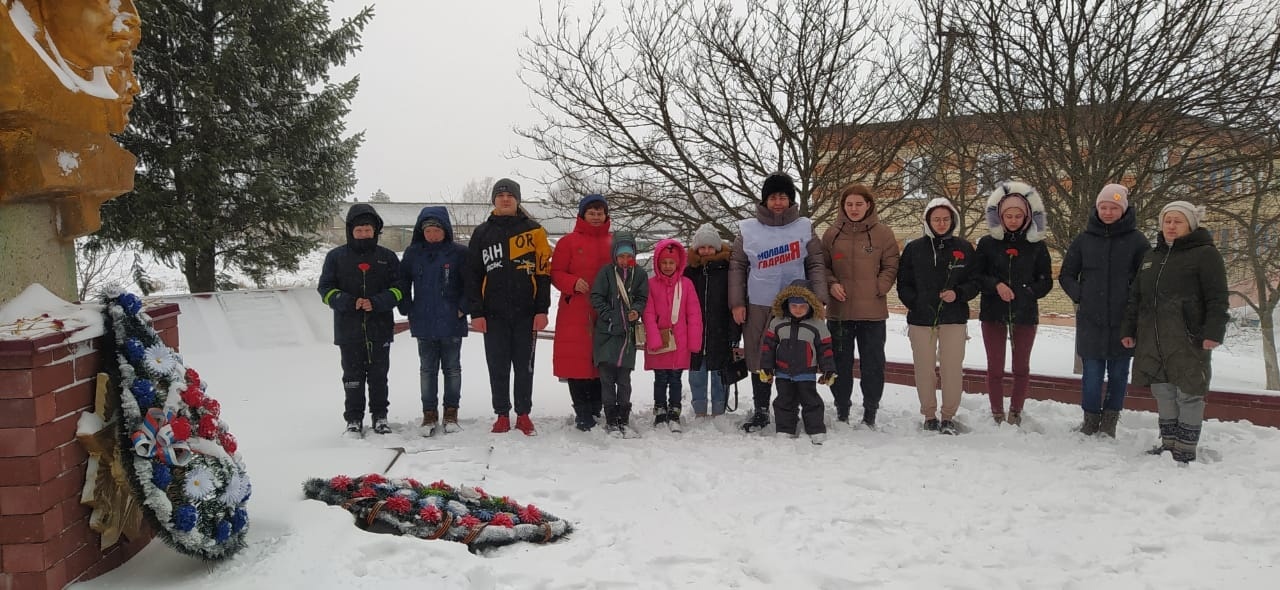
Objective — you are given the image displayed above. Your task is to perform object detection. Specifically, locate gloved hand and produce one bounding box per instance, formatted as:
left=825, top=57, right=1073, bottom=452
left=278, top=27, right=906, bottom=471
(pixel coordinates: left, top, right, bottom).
left=757, top=369, right=774, bottom=384
left=819, top=371, right=837, bottom=386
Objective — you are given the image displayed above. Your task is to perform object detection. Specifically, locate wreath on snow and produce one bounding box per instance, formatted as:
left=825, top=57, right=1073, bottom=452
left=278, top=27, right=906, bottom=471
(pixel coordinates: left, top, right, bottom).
left=102, top=291, right=250, bottom=560
left=303, top=474, right=572, bottom=552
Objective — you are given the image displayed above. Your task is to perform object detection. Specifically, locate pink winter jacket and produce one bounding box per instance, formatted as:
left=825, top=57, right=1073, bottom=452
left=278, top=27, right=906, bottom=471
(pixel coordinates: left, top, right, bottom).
left=643, top=239, right=704, bottom=370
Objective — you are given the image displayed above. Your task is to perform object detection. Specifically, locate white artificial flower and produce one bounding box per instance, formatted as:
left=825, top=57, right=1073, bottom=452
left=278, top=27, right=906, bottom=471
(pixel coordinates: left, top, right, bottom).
left=143, top=344, right=178, bottom=378
left=184, top=466, right=221, bottom=501
left=456, top=486, right=481, bottom=501
left=220, top=470, right=251, bottom=505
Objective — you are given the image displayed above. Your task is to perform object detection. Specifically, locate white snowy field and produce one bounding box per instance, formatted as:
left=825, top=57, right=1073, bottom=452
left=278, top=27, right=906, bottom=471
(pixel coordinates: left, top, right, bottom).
left=63, top=298, right=1280, bottom=590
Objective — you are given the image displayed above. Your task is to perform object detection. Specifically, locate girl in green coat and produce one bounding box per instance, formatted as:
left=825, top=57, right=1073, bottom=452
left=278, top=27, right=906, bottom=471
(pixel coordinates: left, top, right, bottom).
left=590, top=232, right=649, bottom=436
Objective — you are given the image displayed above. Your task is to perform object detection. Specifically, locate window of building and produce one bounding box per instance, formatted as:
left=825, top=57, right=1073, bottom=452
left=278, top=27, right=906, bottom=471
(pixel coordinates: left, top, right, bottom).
left=902, top=156, right=934, bottom=199
left=977, top=152, right=1014, bottom=193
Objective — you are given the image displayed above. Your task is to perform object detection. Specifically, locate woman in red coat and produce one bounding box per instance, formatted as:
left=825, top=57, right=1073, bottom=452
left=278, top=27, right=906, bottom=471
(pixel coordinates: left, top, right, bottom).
left=551, top=194, right=613, bottom=429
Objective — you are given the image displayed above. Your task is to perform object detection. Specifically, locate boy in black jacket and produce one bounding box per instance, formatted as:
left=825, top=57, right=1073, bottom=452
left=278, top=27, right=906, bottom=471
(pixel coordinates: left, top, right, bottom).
left=465, top=178, right=552, bottom=436
left=318, top=204, right=403, bottom=437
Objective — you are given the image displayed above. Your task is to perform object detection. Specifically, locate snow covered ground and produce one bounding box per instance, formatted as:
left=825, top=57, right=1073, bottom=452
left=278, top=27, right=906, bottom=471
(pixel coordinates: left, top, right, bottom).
left=58, top=286, right=1279, bottom=590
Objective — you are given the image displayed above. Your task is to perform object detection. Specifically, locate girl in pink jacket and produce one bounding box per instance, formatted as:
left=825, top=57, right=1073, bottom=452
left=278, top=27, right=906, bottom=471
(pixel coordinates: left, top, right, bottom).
left=644, top=239, right=703, bottom=429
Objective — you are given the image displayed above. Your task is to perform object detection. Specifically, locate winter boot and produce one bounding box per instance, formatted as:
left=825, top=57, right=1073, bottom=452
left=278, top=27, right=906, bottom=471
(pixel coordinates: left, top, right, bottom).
left=1099, top=410, right=1120, bottom=438
left=1078, top=411, right=1102, bottom=436
left=372, top=417, right=392, bottom=435
left=603, top=407, right=620, bottom=435
left=443, top=407, right=461, bottom=434
left=653, top=405, right=669, bottom=427
left=491, top=414, right=511, bottom=433
left=741, top=407, right=771, bottom=432
left=923, top=418, right=940, bottom=432
left=1172, top=422, right=1200, bottom=464
left=836, top=407, right=851, bottom=423
left=862, top=408, right=877, bottom=429
left=421, top=410, right=440, bottom=437
left=938, top=419, right=958, bottom=435
left=992, top=411, right=1006, bottom=425
left=575, top=411, right=597, bottom=432
left=1147, top=419, right=1177, bottom=454
left=515, top=414, right=537, bottom=436
left=344, top=420, right=364, bottom=438
left=619, top=404, right=639, bottom=438
left=1006, top=411, right=1022, bottom=427
left=809, top=432, right=828, bottom=445
left=668, top=406, right=682, bottom=429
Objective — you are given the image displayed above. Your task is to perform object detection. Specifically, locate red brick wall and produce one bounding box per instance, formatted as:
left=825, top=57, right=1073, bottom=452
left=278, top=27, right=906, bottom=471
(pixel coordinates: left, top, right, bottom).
left=1, top=303, right=178, bottom=590
left=873, top=361, right=1280, bottom=427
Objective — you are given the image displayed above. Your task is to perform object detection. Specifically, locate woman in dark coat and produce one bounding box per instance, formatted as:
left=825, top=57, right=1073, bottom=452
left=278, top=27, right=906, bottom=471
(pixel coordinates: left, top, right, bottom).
left=973, top=181, right=1053, bottom=426
left=1122, top=201, right=1229, bottom=464
left=1059, top=184, right=1149, bottom=437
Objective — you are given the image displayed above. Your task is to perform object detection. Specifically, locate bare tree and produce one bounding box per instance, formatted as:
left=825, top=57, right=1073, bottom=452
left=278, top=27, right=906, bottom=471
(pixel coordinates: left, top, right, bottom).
left=75, top=239, right=130, bottom=302
left=458, top=177, right=496, bottom=203
left=519, top=0, right=934, bottom=238
left=931, top=0, right=1280, bottom=254
left=370, top=188, right=391, bottom=203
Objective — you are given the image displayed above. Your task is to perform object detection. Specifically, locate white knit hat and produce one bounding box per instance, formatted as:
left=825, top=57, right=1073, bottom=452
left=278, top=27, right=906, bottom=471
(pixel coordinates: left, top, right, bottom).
left=1160, top=200, right=1204, bottom=231
left=691, top=223, right=721, bottom=250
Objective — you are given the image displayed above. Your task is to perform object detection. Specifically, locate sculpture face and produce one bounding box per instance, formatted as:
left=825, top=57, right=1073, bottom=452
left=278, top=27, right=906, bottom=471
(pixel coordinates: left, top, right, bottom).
left=42, top=0, right=132, bottom=70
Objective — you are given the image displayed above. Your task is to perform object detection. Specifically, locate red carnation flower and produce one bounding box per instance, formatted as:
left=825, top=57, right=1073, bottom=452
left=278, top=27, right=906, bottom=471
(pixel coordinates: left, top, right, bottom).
left=170, top=416, right=192, bottom=441
left=952, top=250, right=965, bottom=260
left=474, top=486, right=489, bottom=498
left=362, top=473, right=387, bottom=486
left=180, top=385, right=204, bottom=408
left=1005, top=248, right=1018, bottom=256
left=185, top=368, right=201, bottom=386
left=418, top=505, right=442, bottom=523
left=329, top=475, right=353, bottom=491
left=384, top=496, right=413, bottom=514
left=358, top=263, right=371, bottom=272
left=490, top=513, right=515, bottom=528
left=406, top=478, right=423, bottom=489
left=202, top=398, right=221, bottom=418
left=219, top=432, right=238, bottom=455
left=197, top=414, right=218, bottom=438
left=429, top=480, right=452, bottom=491
left=519, top=504, right=543, bottom=524
left=459, top=514, right=481, bottom=528
left=354, top=486, right=376, bottom=499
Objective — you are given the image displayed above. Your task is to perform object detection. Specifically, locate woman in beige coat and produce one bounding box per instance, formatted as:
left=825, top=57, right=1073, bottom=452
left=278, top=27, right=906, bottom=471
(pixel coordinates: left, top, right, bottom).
left=821, top=184, right=900, bottom=427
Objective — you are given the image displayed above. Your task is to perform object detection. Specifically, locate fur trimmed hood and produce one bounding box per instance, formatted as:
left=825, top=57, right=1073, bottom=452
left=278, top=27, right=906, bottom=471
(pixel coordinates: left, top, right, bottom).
left=770, top=284, right=825, bottom=320
left=985, top=181, right=1047, bottom=243
left=686, top=241, right=732, bottom=267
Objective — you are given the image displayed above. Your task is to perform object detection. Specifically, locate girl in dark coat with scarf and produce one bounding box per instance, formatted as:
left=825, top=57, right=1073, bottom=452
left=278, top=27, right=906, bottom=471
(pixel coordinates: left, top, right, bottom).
left=973, top=182, right=1053, bottom=426
left=1122, top=201, right=1228, bottom=464
left=1059, top=184, right=1150, bottom=436
left=685, top=223, right=740, bottom=417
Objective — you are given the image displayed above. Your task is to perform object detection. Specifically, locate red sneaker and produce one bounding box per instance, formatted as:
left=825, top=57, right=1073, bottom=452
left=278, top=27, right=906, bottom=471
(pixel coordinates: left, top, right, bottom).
left=491, top=414, right=511, bottom=433
left=515, top=414, right=537, bottom=436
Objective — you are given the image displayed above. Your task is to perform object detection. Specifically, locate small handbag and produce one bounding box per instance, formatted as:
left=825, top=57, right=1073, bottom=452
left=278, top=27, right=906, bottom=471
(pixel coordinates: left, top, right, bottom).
left=649, top=282, right=682, bottom=354
left=720, top=356, right=750, bottom=386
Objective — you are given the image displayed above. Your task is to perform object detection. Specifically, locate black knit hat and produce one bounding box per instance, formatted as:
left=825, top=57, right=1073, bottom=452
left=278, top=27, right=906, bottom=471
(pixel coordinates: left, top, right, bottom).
left=761, top=173, right=797, bottom=204
left=491, top=178, right=522, bottom=203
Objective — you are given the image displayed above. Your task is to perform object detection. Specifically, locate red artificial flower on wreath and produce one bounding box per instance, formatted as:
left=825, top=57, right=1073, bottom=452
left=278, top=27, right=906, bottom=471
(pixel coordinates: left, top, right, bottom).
left=329, top=475, right=353, bottom=491
left=219, top=432, right=238, bottom=455
left=354, top=486, right=377, bottom=499
left=384, top=496, right=413, bottom=514
left=1005, top=248, right=1018, bottom=256
left=363, top=473, right=387, bottom=486
left=459, top=514, right=481, bottom=528
left=202, top=398, right=221, bottom=418
left=180, top=385, right=203, bottom=408
left=519, top=504, right=543, bottom=524
left=170, top=415, right=192, bottom=441
left=429, top=480, right=452, bottom=492
left=419, top=505, right=442, bottom=523
left=474, top=486, right=488, bottom=498
left=357, top=263, right=371, bottom=273
left=197, top=414, right=218, bottom=438
left=490, top=513, right=515, bottom=528
left=405, top=478, right=423, bottom=489
left=185, top=368, right=201, bottom=387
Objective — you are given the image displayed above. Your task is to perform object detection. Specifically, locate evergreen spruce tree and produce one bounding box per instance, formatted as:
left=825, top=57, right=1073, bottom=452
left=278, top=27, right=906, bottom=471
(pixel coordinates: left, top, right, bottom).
left=97, top=1, right=374, bottom=292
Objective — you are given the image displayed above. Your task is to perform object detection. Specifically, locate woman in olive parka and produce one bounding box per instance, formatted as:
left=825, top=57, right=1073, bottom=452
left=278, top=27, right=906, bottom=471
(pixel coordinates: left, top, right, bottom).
left=1121, top=201, right=1228, bottom=464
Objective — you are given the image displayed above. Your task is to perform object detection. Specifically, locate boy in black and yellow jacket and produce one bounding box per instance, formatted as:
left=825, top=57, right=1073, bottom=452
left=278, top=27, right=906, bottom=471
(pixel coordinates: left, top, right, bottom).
left=465, top=178, right=552, bottom=435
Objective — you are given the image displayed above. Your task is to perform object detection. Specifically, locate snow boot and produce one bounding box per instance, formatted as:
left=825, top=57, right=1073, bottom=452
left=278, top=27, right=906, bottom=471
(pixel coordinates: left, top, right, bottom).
left=810, top=432, right=828, bottom=445
left=1099, top=410, right=1120, bottom=438
left=862, top=408, right=877, bottom=429
left=421, top=410, right=439, bottom=437
left=344, top=420, right=364, bottom=438
left=1078, top=411, right=1102, bottom=436
left=836, top=406, right=851, bottom=423
left=1147, top=419, right=1176, bottom=455
left=938, top=419, right=958, bottom=435
left=491, top=414, right=511, bottom=433
left=668, top=406, right=682, bottom=432
left=442, top=407, right=461, bottom=434
left=1172, top=422, right=1200, bottom=464
left=1006, top=411, right=1022, bottom=427
left=923, top=418, right=940, bottom=432
left=372, top=417, right=391, bottom=435
left=515, top=413, right=537, bottom=436
left=992, top=411, right=1006, bottom=425
left=740, top=407, right=771, bottom=433
left=653, top=405, right=669, bottom=427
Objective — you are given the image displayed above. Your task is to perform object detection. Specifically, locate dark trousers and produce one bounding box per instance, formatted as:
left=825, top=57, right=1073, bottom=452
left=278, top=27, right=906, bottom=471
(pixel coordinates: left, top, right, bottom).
left=567, top=378, right=603, bottom=418
left=751, top=371, right=773, bottom=410
left=599, top=364, right=633, bottom=413
left=773, top=379, right=826, bottom=435
left=981, top=321, right=1037, bottom=413
left=482, top=314, right=536, bottom=416
left=828, top=319, right=887, bottom=415
left=652, top=369, right=684, bottom=409
left=339, top=341, right=391, bottom=423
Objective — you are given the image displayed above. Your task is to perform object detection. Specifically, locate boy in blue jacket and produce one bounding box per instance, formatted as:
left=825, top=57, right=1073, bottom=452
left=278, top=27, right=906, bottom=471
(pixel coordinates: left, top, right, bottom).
left=399, top=206, right=469, bottom=437
left=318, top=204, right=403, bottom=437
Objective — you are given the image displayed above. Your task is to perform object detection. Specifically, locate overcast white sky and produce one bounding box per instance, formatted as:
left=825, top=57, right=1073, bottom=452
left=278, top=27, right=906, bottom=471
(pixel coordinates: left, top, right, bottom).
left=328, top=1, right=579, bottom=203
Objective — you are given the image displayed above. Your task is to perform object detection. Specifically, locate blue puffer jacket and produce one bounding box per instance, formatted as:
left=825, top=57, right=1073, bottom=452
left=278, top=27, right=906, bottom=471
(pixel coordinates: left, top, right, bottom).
left=398, top=206, right=469, bottom=339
